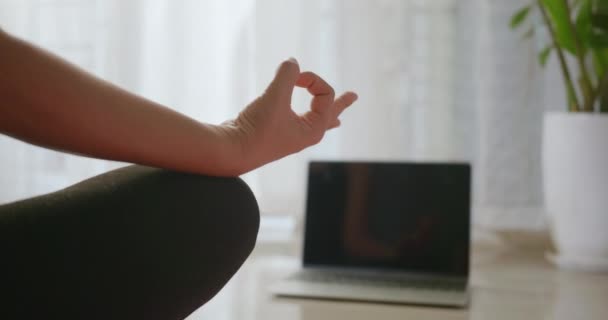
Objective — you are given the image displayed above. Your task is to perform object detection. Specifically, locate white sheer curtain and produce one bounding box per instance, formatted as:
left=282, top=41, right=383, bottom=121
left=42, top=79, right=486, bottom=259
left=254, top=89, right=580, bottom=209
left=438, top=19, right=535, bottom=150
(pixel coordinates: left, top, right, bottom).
left=0, top=0, right=554, bottom=230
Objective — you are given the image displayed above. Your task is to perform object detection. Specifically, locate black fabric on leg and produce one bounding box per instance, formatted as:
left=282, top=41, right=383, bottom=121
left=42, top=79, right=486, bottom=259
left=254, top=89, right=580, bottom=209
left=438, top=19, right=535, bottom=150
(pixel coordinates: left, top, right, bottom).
left=0, top=165, right=259, bottom=320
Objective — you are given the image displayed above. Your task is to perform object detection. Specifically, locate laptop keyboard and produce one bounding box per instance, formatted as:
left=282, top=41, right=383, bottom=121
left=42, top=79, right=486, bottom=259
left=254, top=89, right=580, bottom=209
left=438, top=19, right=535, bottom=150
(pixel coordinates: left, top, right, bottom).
left=292, top=271, right=464, bottom=291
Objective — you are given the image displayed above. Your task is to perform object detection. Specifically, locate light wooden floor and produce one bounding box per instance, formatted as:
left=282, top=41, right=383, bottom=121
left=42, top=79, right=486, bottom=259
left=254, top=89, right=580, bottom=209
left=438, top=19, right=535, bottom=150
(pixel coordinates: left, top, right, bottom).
left=185, top=241, right=608, bottom=320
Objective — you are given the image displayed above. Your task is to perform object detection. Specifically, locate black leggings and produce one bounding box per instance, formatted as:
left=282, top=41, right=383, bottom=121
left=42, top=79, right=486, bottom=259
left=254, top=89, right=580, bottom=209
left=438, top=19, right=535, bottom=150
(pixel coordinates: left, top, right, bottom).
left=0, top=165, right=260, bottom=319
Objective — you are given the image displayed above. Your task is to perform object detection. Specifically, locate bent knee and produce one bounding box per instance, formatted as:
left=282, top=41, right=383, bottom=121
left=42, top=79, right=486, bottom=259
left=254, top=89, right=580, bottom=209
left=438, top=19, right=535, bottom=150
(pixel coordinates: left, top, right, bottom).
left=145, top=168, right=260, bottom=253
left=81, top=165, right=260, bottom=251
left=187, top=175, right=260, bottom=254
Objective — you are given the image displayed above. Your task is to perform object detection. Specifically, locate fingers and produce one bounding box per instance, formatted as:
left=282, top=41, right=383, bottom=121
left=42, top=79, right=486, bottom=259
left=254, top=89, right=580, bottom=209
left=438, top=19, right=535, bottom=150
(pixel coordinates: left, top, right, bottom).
left=296, top=71, right=335, bottom=118
left=267, top=60, right=357, bottom=137
left=295, top=71, right=334, bottom=96
left=326, top=92, right=358, bottom=130
left=333, top=91, right=358, bottom=117
left=295, top=73, right=357, bottom=132
left=328, top=119, right=341, bottom=130
left=266, top=58, right=300, bottom=101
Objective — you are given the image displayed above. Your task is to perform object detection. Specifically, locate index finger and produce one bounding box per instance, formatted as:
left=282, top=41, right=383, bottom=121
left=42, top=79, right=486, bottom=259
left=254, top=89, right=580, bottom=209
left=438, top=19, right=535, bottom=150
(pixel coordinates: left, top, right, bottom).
left=266, top=58, right=301, bottom=102
left=295, top=71, right=335, bottom=116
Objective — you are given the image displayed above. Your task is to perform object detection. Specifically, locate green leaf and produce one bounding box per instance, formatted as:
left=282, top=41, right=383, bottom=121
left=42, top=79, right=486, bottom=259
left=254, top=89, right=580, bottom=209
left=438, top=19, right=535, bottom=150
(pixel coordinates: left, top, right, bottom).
left=590, top=13, right=608, bottom=31
left=589, top=32, right=608, bottom=47
left=593, top=0, right=608, bottom=13
left=539, top=46, right=553, bottom=66
left=540, top=0, right=577, bottom=54
left=600, top=73, right=608, bottom=112
left=593, top=48, right=608, bottom=78
left=601, top=92, right=608, bottom=112
left=576, top=0, right=592, bottom=42
left=511, top=6, right=532, bottom=29
left=574, top=0, right=608, bottom=49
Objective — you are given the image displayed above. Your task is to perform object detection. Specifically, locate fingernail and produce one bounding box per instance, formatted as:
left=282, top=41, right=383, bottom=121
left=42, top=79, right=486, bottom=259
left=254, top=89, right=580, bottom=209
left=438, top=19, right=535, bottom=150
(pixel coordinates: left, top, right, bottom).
left=288, top=57, right=298, bottom=64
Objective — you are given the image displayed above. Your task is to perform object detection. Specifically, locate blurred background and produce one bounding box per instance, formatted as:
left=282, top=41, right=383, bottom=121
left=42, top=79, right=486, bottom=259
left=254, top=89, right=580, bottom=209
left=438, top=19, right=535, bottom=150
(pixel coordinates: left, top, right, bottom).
left=0, top=0, right=565, bottom=233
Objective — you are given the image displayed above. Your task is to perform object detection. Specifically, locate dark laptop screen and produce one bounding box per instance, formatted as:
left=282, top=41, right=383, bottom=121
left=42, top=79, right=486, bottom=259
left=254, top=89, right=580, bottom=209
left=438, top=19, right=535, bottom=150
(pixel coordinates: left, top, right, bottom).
left=303, top=161, right=471, bottom=277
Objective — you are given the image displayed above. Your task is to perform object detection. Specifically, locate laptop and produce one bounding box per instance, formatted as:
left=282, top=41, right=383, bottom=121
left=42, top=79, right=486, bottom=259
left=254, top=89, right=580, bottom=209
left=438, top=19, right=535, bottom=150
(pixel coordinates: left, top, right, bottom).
left=271, top=161, right=471, bottom=307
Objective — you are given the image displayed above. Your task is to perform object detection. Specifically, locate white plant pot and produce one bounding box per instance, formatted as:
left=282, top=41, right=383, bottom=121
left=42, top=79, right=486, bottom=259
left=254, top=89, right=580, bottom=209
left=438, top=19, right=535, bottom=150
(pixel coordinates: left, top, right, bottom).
left=543, top=112, right=608, bottom=272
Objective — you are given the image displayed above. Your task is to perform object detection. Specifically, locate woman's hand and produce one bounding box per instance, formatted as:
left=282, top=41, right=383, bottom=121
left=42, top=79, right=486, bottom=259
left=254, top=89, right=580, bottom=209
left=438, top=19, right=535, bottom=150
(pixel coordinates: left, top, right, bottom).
left=1, top=27, right=356, bottom=176
left=217, top=58, right=358, bottom=173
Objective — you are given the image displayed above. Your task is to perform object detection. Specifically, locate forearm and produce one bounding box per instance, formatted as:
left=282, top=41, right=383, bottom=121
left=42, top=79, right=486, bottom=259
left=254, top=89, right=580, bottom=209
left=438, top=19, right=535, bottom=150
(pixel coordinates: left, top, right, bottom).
left=0, top=30, right=244, bottom=176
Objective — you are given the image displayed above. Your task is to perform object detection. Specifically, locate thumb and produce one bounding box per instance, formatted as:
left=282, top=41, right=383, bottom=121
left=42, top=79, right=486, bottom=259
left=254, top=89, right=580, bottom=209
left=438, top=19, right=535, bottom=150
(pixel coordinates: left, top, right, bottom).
left=266, top=58, right=300, bottom=102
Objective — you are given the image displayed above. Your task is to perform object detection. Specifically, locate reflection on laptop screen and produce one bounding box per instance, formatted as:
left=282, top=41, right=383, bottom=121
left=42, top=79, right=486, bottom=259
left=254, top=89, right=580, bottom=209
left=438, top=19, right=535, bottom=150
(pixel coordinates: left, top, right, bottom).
left=303, top=161, right=471, bottom=277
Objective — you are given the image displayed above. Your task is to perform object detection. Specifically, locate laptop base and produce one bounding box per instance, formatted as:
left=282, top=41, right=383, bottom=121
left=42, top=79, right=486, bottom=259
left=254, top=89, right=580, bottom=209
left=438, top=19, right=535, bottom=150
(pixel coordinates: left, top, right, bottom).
left=271, top=274, right=469, bottom=308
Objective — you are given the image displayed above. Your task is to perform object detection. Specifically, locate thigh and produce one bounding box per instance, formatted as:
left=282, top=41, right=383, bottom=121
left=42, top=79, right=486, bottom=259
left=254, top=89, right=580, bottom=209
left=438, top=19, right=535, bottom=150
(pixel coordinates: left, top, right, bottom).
left=0, top=165, right=259, bottom=320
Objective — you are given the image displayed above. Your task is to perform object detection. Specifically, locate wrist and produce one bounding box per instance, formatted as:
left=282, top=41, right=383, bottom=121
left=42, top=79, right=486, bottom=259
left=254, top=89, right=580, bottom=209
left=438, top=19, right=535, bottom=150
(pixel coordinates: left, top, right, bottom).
left=207, top=123, right=254, bottom=176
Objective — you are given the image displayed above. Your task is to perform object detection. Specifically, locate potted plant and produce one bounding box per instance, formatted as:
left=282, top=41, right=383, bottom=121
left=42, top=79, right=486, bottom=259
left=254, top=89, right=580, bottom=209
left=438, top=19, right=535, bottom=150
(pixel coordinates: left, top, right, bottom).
left=511, top=0, right=608, bottom=271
